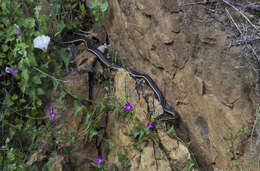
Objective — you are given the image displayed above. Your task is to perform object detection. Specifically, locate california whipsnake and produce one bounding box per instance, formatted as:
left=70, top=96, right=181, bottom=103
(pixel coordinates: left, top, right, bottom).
left=62, top=36, right=179, bottom=121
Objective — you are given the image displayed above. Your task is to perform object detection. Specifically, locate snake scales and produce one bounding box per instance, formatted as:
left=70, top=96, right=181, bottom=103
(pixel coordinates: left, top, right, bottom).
left=62, top=35, right=179, bottom=121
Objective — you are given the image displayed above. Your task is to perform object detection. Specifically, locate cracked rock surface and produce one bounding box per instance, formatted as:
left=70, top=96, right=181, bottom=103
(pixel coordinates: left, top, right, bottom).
left=107, top=69, right=194, bottom=171
left=103, top=0, right=258, bottom=170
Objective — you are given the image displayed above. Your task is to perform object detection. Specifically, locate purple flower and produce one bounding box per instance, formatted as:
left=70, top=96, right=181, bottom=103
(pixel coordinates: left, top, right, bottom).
left=124, top=102, right=133, bottom=111
left=14, top=24, right=21, bottom=36
left=49, top=107, right=54, bottom=113
left=147, top=122, right=154, bottom=129
left=97, top=156, right=102, bottom=165
left=49, top=107, right=56, bottom=119
left=0, top=73, right=2, bottom=77
left=5, top=67, right=18, bottom=77
left=49, top=112, right=56, bottom=119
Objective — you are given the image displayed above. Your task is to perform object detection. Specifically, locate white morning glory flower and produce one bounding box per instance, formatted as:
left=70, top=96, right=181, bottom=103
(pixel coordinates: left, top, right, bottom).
left=33, top=35, right=50, bottom=51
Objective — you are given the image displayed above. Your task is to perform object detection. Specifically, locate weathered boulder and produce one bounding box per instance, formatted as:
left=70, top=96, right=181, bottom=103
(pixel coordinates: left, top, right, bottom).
left=107, top=69, right=195, bottom=171
left=103, top=0, right=258, bottom=170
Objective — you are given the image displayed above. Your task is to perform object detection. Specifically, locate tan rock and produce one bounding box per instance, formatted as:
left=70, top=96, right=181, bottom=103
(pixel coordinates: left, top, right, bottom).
left=103, top=0, right=258, bottom=170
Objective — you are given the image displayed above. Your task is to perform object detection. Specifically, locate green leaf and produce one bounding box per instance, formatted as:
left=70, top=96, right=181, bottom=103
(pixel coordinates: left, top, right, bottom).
left=0, top=53, right=5, bottom=58
left=37, top=88, right=44, bottom=95
left=34, top=5, right=42, bottom=19
left=2, top=44, right=9, bottom=52
left=72, top=136, right=75, bottom=143
left=89, top=129, right=98, bottom=141
left=186, top=161, right=195, bottom=171
left=63, top=146, right=72, bottom=155
left=52, top=80, right=59, bottom=91
left=94, top=0, right=100, bottom=6
left=4, top=98, right=14, bottom=107
left=70, top=154, right=78, bottom=163
left=80, top=3, right=86, bottom=16
left=17, top=124, right=23, bottom=131
left=31, top=165, right=40, bottom=171
left=43, top=161, right=54, bottom=171
left=32, top=75, right=42, bottom=84
left=107, top=139, right=115, bottom=151
left=7, top=151, right=15, bottom=161
left=58, top=90, right=67, bottom=104
left=21, top=69, right=29, bottom=80
left=11, top=94, right=18, bottom=100
left=133, top=131, right=139, bottom=139
left=104, top=86, right=109, bottom=92
left=28, top=54, right=37, bottom=66
left=167, top=126, right=175, bottom=137
left=57, top=48, right=72, bottom=71
left=139, top=131, right=144, bottom=141
left=19, top=98, right=26, bottom=103
left=133, top=144, right=141, bottom=152
left=186, top=141, right=192, bottom=148
left=50, top=151, right=58, bottom=158
left=29, top=88, right=36, bottom=105
left=1, top=17, right=9, bottom=26
left=101, top=1, right=108, bottom=12
left=23, top=18, right=35, bottom=29
left=10, top=128, right=16, bottom=140
left=118, top=153, right=131, bottom=168
left=87, top=1, right=95, bottom=8
left=73, top=101, right=83, bottom=117
left=1, top=2, right=9, bottom=14
left=85, top=113, right=92, bottom=126
left=57, top=20, right=65, bottom=33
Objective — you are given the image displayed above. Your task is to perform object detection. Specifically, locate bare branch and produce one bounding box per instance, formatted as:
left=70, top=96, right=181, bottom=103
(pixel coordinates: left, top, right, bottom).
left=222, top=0, right=260, bottom=35
left=225, top=8, right=242, bottom=34
left=229, top=0, right=260, bottom=12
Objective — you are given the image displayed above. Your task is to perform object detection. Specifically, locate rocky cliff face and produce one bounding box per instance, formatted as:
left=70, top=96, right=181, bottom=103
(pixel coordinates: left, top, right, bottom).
left=103, top=0, right=259, bottom=170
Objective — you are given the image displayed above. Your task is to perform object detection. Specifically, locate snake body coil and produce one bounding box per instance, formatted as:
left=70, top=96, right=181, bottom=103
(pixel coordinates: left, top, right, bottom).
left=67, top=37, right=178, bottom=120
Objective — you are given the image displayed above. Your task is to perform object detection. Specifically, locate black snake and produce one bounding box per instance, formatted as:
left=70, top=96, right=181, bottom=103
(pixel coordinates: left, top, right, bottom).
left=63, top=36, right=179, bottom=121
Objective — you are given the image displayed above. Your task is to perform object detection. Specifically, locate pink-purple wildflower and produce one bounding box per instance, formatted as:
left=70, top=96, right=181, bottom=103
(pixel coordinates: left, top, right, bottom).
left=49, top=107, right=56, bottom=119
left=5, top=67, right=18, bottom=77
left=14, top=24, right=21, bottom=36
left=147, top=122, right=154, bottom=129
left=0, top=73, right=2, bottom=77
left=97, top=156, right=102, bottom=165
left=124, top=102, right=132, bottom=111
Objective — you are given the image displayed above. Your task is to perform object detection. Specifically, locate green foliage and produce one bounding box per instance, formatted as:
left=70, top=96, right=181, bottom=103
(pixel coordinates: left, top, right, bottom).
left=56, top=48, right=72, bottom=72
left=91, top=161, right=107, bottom=171
left=118, top=153, right=131, bottom=168
left=186, top=160, right=195, bottom=171
left=224, top=125, right=251, bottom=170
left=167, top=126, right=199, bottom=170
left=125, top=118, right=157, bottom=151
left=73, top=100, right=84, bottom=117
left=63, top=146, right=77, bottom=163
left=86, top=0, right=108, bottom=22
left=0, top=0, right=93, bottom=170
left=106, top=139, right=115, bottom=152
